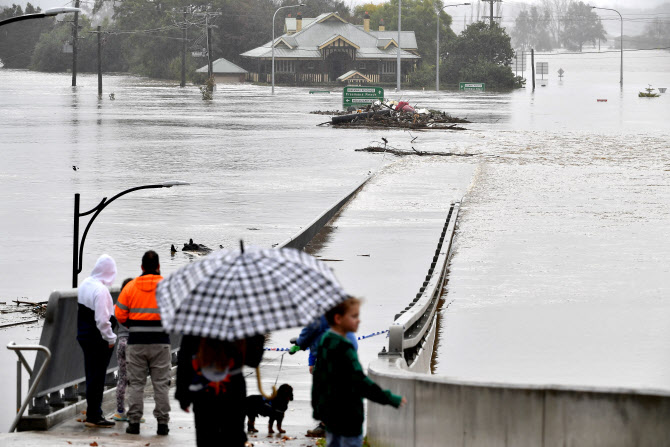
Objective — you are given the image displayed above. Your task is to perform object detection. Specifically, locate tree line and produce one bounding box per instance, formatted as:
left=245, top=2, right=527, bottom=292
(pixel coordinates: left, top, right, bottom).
left=510, top=0, right=607, bottom=51
left=1, top=0, right=519, bottom=89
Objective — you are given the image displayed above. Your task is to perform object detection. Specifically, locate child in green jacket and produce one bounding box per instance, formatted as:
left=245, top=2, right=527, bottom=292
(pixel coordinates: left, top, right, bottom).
left=312, top=297, right=406, bottom=447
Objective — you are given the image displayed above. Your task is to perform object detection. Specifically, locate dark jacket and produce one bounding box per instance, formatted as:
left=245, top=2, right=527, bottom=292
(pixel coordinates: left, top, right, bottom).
left=175, top=335, right=264, bottom=410
left=312, top=331, right=401, bottom=436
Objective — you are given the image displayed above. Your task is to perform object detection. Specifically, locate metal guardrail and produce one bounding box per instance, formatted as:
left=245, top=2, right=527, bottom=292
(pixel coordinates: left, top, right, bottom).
left=383, top=202, right=460, bottom=365
left=7, top=343, right=52, bottom=433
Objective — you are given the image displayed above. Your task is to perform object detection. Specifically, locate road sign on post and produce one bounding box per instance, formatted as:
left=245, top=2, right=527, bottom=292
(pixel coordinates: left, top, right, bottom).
left=558, top=68, right=564, bottom=79
left=342, top=86, right=384, bottom=110
left=536, top=62, right=548, bottom=79
left=459, top=82, right=486, bottom=91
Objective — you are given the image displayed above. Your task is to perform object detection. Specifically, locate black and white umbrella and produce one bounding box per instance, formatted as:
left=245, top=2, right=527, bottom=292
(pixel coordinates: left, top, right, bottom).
left=156, top=244, right=349, bottom=341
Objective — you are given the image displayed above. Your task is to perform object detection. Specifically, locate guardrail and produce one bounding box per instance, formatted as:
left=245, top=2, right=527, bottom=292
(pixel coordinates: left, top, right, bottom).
left=12, top=174, right=372, bottom=431
left=381, top=202, right=459, bottom=370
left=366, top=200, right=670, bottom=446
left=7, top=343, right=52, bottom=433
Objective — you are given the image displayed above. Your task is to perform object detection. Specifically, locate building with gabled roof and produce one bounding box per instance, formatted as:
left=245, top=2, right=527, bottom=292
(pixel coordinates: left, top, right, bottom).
left=196, top=57, right=248, bottom=83
left=241, top=11, right=420, bottom=85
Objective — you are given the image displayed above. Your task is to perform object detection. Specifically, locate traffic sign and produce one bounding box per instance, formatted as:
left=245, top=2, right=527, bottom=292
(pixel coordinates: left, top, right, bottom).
left=459, top=82, right=486, bottom=91
left=342, top=86, right=384, bottom=110
left=558, top=68, right=564, bottom=79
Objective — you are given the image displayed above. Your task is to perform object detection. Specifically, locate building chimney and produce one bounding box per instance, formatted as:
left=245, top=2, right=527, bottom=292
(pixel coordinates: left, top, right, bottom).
left=379, top=18, right=385, bottom=32
left=297, top=11, right=302, bottom=32
left=364, top=11, right=370, bottom=33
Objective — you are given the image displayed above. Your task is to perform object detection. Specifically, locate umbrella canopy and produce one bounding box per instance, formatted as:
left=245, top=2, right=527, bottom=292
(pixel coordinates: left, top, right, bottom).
left=156, top=246, right=349, bottom=341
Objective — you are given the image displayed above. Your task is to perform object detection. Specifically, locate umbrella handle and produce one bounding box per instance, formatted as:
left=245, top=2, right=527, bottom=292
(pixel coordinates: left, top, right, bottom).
left=255, top=367, right=278, bottom=400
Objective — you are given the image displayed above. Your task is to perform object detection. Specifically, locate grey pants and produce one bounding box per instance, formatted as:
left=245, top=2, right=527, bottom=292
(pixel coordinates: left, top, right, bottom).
left=126, top=343, right=171, bottom=424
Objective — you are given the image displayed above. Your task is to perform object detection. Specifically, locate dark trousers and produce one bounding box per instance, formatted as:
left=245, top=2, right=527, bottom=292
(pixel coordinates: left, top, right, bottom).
left=78, top=337, right=114, bottom=421
left=193, top=391, right=247, bottom=447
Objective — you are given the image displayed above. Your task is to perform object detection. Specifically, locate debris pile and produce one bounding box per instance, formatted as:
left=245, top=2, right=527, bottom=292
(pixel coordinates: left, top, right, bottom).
left=314, top=101, right=470, bottom=130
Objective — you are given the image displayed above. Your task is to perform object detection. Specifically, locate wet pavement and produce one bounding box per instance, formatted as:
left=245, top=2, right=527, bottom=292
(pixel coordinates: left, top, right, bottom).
left=0, top=155, right=472, bottom=442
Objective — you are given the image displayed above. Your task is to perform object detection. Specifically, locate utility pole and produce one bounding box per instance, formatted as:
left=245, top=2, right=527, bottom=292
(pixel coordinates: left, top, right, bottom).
left=481, top=0, right=500, bottom=26
left=531, top=48, right=535, bottom=91
left=181, top=7, right=187, bottom=87
left=97, top=25, right=102, bottom=97
left=206, top=15, right=213, bottom=78
left=396, top=0, right=401, bottom=91
left=71, top=0, right=79, bottom=86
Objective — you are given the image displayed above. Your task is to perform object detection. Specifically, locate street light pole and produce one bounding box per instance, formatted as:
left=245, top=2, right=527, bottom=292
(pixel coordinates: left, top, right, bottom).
left=396, top=0, right=401, bottom=92
left=72, top=181, right=189, bottom=288
left=272, top=3, right=304, bottom=95
left=436, top=3, right=470, bottom=91
left=592, top=6, right=623, bottom=85
left=0, top=6, right=79, bottom=26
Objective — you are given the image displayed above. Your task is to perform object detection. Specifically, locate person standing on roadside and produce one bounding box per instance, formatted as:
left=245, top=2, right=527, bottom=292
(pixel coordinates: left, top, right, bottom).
left=77, top=254, right=118, bottom=428
left=115, top=250, right=171, bottom=436
left=312, top=297, right=406, bottom=447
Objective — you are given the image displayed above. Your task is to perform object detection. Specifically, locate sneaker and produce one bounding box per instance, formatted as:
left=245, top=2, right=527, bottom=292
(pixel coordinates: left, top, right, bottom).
left=126, top=422, right=140, bottom=434
left=306, top=422, right=325, bottom=438
left=157, top=423, right=169, bottom=436
left=84, top=418, right=115, bottom=428
left=112, top=412, right=128, bottom=422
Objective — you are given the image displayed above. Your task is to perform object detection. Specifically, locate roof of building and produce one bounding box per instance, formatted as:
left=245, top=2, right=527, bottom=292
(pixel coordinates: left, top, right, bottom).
left=336, top=70, right=372, bottom=82
left=196, top=57, right=248, bottom=74
left=241, top=12, right=420, bottom=61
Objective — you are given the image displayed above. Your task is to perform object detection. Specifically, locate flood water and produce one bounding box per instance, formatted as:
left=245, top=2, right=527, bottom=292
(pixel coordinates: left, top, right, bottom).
left=1, top=48, right=669, bottom=429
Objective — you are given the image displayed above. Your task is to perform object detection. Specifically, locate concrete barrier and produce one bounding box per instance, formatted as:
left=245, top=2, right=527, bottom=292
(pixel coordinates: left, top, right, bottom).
left=367, top=357, right=670, bottom=447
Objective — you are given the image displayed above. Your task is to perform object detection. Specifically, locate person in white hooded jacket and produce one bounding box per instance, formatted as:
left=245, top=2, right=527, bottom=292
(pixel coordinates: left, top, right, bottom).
left=77, top=254, right=118, bottom=428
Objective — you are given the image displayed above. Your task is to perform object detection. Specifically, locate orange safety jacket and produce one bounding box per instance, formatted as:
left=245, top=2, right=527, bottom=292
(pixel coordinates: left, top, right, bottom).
left=115, top=274, right=169, bottom=345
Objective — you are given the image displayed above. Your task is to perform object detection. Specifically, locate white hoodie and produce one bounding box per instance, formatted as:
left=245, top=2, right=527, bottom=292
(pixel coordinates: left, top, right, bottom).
left=78, top=254, right=117, bottom=344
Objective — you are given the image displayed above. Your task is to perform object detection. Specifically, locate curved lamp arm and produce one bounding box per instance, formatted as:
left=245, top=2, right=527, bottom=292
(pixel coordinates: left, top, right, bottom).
left=73, top=181, right=189, bottom=287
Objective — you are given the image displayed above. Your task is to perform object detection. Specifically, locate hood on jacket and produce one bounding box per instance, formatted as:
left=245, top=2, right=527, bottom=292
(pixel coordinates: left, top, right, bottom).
left=135, top=274, right=163, bottom=292
left=90, top=254, right=117, bottom=286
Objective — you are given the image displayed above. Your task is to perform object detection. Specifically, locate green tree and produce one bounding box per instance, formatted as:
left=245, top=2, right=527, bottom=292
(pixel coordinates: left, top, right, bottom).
left=0, top=3, right=54, bottom=68
left=561, top=1, right=606, bottom=51
left=443, top=22, right=516, bottom=89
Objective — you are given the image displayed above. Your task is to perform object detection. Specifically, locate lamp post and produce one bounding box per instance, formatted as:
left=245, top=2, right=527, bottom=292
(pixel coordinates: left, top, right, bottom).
left=272, top=3, right=304, bottom=95
left=436, top=3, right=470, bottom=91
left=72, top=181, right=189, bottom=288
left=592, top=6, right=622, bottom=85
left=0, top=6, right=80, bottom=26
left=396, top=0, right=401, bottom=92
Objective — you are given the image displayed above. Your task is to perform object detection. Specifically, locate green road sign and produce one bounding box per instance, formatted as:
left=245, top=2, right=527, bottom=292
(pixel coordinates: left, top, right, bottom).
left=342, top=86, right=384, bottom=109
left=459, top=82, right=486, bottom=91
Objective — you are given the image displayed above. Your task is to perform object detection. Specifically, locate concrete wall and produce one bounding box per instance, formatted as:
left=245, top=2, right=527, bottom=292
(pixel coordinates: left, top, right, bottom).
left=367, top=358, right=670, bottom=447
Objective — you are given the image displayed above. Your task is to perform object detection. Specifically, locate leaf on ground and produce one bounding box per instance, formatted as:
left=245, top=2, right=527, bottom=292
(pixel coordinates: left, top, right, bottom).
left=66, top=442, right=72, bottom=445
left=145, top=443, right=150, bottom=446
left=90, top=442, right=98, bottom=446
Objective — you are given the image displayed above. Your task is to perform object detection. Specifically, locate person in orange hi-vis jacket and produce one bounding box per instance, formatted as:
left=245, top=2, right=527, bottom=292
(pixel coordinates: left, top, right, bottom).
left=115, top=250, right=171, bottom=437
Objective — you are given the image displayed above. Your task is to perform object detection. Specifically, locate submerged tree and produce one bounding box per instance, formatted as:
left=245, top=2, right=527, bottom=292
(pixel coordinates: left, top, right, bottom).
left=443, top=21, right=516, bottom=89
left=560, top=1, right=606, bottom=51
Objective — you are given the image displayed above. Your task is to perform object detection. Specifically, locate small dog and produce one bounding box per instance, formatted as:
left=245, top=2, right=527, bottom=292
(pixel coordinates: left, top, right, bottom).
left=246, top=384, right=294, bottom=434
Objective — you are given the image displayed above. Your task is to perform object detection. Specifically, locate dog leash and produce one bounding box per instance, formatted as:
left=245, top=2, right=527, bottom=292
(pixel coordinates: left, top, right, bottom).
left=274, top=352, right=286, bottom=388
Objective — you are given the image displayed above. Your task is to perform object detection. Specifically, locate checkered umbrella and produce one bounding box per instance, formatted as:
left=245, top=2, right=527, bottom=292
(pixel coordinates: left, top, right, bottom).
left=156, top=245, right=349, bottom=341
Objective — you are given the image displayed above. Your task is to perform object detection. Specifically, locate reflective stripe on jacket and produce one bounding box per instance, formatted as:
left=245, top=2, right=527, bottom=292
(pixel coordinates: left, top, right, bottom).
left=115, top=274, right=169, bottom=344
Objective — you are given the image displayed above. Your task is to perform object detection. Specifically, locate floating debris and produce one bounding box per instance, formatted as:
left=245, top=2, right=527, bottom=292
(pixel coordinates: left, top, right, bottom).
left=315, top=102, right=469, bottom=130
left=356, top=147, right=475, bottom=157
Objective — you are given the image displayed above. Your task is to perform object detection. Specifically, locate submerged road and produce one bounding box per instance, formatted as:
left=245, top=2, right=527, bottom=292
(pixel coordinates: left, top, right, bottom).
left=0, top=158, right=473, bottom=444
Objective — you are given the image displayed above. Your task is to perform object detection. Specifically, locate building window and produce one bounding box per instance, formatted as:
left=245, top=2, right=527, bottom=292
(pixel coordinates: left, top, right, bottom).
left=276, top=60, right=295, bottom=73
left=307, top=62, right=315, bottom=70
left=381, top=61, right=396, bottom=74
left=358, top=62, right=366, bottom=70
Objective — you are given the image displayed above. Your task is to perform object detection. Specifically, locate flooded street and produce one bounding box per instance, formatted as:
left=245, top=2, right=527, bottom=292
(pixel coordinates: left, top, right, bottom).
left=1, top=49, right=669, bottom=429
